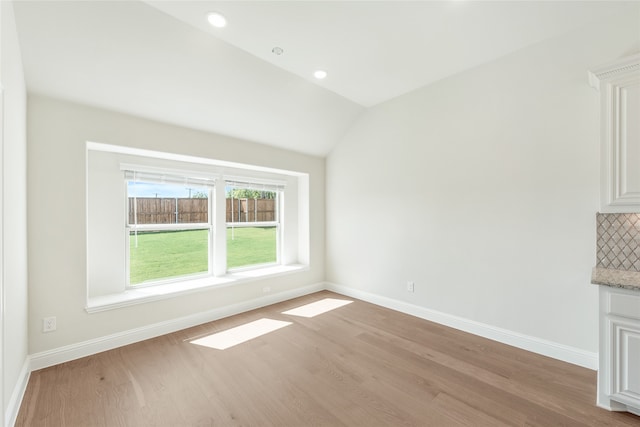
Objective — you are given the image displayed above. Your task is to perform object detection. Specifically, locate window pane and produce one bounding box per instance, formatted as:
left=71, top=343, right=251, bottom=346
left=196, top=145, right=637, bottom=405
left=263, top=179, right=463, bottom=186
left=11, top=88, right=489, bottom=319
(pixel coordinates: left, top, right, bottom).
left=227, top=226, right=277, bottom=269
left=129, top=229, right=209, bottom=285
left=225, top=185, right=279, bottom=270
left=127, top=180, right=210, bottom=285
left=128, top=181, right=209, bottom=225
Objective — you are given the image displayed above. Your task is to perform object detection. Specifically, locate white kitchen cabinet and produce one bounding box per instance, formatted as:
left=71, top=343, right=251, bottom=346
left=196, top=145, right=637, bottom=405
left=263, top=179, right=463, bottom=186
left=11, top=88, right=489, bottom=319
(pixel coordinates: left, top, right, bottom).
left=589, top=54, right=640, bottom=213
left=598, top=285, right=640, bottom=415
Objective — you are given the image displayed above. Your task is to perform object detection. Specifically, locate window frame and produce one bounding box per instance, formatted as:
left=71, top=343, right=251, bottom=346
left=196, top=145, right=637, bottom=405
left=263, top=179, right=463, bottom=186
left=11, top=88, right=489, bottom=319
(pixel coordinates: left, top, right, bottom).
left=122, top=169, right=288, bottom=288
left=225, top=185, right=282, bottom=272
left=124, top=177, right=215, bottom=288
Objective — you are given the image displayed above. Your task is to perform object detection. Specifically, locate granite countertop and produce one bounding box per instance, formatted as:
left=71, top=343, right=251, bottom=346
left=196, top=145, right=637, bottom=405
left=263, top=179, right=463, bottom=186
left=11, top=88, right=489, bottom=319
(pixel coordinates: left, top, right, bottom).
left=592, top=267, right=640, bottom=291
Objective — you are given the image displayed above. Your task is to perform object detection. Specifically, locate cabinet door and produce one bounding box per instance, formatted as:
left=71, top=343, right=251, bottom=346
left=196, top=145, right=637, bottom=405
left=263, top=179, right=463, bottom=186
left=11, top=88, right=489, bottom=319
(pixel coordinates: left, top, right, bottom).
left=590, top=54, right=640, bottom=212
left=611, top=318, right=640, bottom=409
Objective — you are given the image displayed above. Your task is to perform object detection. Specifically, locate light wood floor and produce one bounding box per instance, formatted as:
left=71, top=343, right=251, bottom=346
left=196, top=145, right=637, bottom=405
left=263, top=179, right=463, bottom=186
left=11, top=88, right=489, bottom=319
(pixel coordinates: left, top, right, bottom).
left=16, top=291, right=640, bottom=426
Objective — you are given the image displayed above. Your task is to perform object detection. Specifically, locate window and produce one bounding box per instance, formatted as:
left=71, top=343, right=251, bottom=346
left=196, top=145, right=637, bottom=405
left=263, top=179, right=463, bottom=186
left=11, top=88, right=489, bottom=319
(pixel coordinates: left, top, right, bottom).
left=122, top=169, right=287, bottom=287
left=125, top=170, right=215, bottom=286
left=86, top=143, right=309, bottom=309
left=226, top=181, right=283, bottom=270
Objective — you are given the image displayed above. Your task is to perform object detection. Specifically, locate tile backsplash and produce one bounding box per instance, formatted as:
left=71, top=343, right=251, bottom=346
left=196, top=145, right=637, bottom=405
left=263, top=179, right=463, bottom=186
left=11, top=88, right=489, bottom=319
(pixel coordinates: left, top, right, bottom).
left=596, top=213, right=640, bottom=272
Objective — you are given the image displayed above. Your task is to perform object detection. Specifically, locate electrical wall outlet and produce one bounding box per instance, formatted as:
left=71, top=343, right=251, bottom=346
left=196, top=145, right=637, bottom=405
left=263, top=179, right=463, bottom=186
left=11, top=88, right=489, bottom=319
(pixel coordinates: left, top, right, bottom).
left=406, top=281, right=415, bottom=293
left=263, top=286, right=272, bottom=293
left=43, top=316, right=57, bottom=332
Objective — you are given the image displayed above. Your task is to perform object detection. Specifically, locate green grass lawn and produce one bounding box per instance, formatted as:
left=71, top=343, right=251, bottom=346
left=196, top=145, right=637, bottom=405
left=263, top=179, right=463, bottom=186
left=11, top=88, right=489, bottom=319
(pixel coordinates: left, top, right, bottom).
left=129, top=227, right=276, bottom=284
left=226, top=226, right=277, bottom=269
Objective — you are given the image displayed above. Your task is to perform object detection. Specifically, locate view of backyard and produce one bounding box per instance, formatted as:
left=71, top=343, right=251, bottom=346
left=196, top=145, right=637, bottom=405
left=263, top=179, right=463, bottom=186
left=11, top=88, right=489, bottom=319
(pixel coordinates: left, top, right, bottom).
left=129, top=227, right=277, bottom=284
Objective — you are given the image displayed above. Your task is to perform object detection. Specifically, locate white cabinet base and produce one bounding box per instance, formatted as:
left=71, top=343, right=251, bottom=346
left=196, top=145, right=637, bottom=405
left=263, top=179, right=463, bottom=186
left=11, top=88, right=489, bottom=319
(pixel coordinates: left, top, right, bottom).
left=598, top=286, right=640, bottom=414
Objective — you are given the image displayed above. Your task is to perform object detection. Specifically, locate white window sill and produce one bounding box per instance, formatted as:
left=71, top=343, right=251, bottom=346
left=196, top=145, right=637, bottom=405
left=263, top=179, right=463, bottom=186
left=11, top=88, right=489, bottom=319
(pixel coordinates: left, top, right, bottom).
left=86, top=264, right=308, bottom=313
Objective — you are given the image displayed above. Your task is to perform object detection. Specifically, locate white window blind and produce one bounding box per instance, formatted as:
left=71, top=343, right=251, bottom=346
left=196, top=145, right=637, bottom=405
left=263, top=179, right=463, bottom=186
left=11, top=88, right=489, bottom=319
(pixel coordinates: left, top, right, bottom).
left=123, top=168, right=216, bottom=188
left=225, top=179, right=285, bottom=192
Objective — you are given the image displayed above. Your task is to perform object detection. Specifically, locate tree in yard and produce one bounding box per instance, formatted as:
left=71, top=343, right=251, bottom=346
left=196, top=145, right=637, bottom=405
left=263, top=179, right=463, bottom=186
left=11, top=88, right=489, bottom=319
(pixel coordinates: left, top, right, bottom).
left=192, top=191, right=208, bottom=198
left=227, top=189, right=276, bottom=199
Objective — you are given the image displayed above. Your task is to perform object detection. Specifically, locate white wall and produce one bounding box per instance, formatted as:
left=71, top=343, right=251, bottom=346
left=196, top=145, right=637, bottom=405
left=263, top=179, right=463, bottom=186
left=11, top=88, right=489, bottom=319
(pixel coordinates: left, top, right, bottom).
left=1, top=1, right=29, bottom=425
left=326, top=9, right=640, bottom=356
left=27, top=95, right=325, bottom=354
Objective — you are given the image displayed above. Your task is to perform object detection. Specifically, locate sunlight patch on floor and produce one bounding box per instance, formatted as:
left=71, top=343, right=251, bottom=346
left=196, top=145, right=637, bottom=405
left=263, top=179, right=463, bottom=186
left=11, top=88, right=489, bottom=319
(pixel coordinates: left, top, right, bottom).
left=282, top=298, right=353, bottom=318
left=190, top=318, right=292, bottom=350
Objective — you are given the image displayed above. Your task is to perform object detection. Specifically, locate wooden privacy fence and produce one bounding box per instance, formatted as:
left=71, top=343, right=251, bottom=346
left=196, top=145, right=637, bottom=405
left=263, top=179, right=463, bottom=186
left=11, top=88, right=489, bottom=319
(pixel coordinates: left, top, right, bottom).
left=226, top=198, right=276, bottom=222
left=128, top=198, right=275, bottom=224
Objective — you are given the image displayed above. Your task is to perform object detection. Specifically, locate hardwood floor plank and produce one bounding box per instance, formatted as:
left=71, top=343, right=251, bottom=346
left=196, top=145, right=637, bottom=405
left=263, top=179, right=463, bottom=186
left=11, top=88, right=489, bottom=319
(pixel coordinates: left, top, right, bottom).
left=430, top=392, right=513, bottom=427
left=16, top=291, right=640, bottom=426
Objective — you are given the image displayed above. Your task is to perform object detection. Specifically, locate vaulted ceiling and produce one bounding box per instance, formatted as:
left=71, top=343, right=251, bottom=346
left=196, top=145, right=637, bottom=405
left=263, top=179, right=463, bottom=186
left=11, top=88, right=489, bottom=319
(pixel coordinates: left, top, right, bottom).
left=12, top=1, right=635, bottom=156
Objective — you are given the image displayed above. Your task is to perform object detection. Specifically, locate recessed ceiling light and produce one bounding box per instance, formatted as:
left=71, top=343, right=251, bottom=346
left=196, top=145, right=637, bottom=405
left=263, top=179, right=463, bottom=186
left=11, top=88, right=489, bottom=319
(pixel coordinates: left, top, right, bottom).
left=313, top=70, right=328, bottom=80
left=207, top=12, right=227, bottom=28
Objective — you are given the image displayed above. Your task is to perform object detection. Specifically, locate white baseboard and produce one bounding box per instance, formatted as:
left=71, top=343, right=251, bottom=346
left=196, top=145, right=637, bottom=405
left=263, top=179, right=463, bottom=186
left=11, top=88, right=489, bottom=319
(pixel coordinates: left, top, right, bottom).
left=6, top=357, right=30, bottom=427
left=30, top=282, right=324, bottom=371
left=325, top=282, right=598, bottom=370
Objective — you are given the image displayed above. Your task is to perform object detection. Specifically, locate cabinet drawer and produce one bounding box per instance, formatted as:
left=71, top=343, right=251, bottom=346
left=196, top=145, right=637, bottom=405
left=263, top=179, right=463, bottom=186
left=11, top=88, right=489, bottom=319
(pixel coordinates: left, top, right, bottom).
left=609, top=292, right=640, bottom=320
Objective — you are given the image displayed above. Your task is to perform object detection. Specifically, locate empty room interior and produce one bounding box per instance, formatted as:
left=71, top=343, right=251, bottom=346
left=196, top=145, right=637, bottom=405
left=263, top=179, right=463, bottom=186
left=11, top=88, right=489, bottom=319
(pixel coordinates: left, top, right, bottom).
left=2, top=1, right=640, bottom=426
